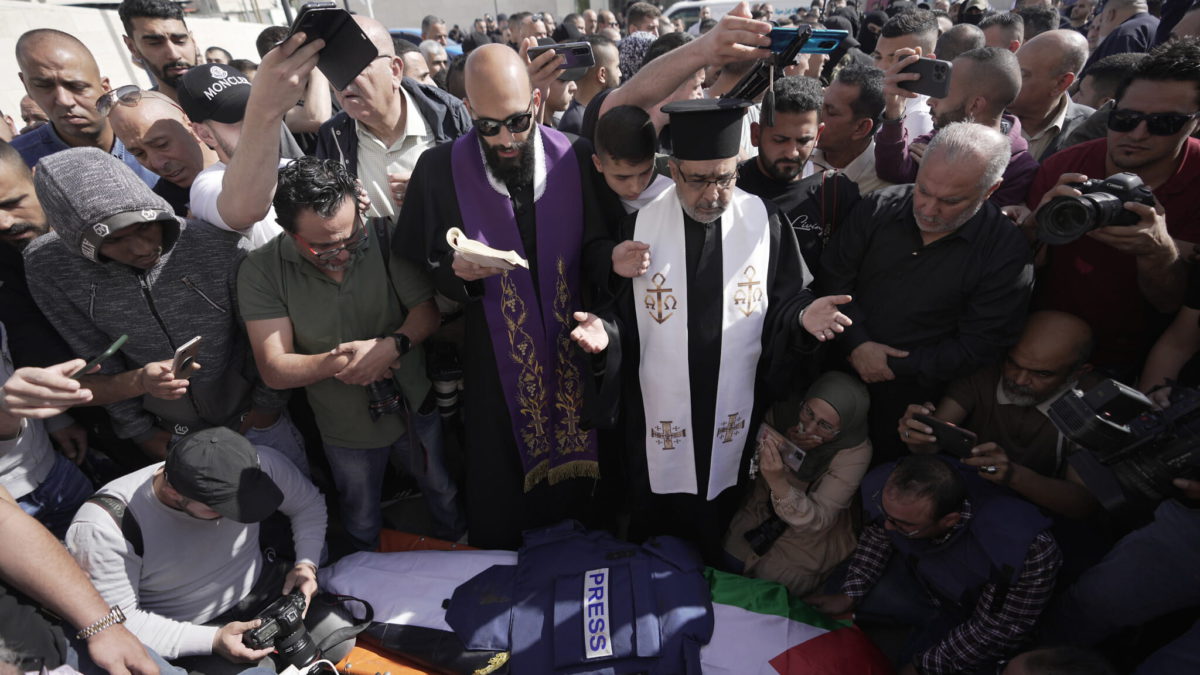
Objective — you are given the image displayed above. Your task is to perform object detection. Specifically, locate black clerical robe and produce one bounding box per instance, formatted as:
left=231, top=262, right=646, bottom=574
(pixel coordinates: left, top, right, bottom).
left=598, top=187, right=816, bottom=563
left=396, top=129, right=614, bottom=550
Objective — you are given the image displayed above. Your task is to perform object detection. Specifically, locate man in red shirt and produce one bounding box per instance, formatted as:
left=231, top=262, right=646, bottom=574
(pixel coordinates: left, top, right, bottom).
left=1025, top=37, right=1200, bottom=374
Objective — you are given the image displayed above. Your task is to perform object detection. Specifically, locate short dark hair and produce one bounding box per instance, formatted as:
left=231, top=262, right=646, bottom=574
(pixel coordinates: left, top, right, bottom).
left=886, top=455, right=967, bottom=519
left=979, top=11, right=1024, bottom=36
left=835, top=63, right=886, bottom=128
left=643, top=31, right=692, bottom=68
left=273, top=157, right=359, bottom=234
left=880, top=9, right=939, bottom=51
left=698, top=18, right=718, bottom=33
left=0, top=140, right=31, bottom=179
left=1115, top=36, right=1200, bottom=107
left=508, top=11, right=532, bottom=26
left=1084, top=51, right=1146, bottom=100
left=1013, top=6, right=1058, bottom=39
left=1020, top=647, right=1118, bottom=675
left=118, top=0, right=185, bottom=37
left=956, top=46, right=1022, bottom=112
left=770, top=76, right=824, bottom=117
left=206, top=46, right=233, bottom=61
left=595, top=105, right=657, bottom=162
left=394, top=39, right=419, bottom=55
left=256, top=26, right=289, bottom=58
left=627, top=2, right=663, bottom=26
left=230, top=58, right=257, bottom=73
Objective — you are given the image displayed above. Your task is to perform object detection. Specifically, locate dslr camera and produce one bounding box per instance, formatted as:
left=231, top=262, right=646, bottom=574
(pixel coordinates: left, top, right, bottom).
left=1035, top=172, right=1155, bottom=245
left=1047, top=379, right=1200, bottom=521
left=243, top=591, right=320, bottom=668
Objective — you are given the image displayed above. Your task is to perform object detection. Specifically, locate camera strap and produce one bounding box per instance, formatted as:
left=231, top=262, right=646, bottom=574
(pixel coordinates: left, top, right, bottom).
left=313, top=593, right=374, bottom=654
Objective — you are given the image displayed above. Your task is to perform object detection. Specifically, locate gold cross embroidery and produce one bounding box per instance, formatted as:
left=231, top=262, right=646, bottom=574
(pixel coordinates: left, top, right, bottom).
left=643, top=272, right=678, bottom=324
left=651, top=421, right=686, bottom=450
left=717, top=413, right=745, bottom=443
left=734, top=265, right=764, bottom=317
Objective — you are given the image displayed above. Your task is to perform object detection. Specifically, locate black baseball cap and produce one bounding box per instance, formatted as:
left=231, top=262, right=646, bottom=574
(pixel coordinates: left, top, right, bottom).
left=177, top=64, right=252, bottom=124
left=165, top=427, right=284, bottom=523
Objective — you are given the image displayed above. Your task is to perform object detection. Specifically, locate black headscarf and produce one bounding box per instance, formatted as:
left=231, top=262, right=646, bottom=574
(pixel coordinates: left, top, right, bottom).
left=858, top=10, right=888, bottom=55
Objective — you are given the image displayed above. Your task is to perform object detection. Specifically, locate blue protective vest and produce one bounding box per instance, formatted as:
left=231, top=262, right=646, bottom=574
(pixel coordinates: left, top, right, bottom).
left=861, top=458, right=1052, bottom=614
left=446, top=521, right=714, bottom=674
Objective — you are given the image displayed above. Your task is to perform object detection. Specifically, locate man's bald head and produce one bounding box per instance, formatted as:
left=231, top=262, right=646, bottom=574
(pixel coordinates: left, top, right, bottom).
left=1004, top=311, right=1093, bottom=405
left=16, top=28, right=111, bottom=145
left=936, top=23, right=985, bottom=61
left=108, top=91, right=212, bottom=188
left=465, top=43, right=533, bottom=114
left=1021, top=29, right=1089, bottom=77
left=353, top=15, right=396, bottom=57
left=956, top=47, right=1022, bottom=116
left=16, top=29, right=98, bottom=73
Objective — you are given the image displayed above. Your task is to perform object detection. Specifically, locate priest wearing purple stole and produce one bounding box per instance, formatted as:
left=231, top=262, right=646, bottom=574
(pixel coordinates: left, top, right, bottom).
left=396, top=45, right=616, bottom=549
left=572, top=99, right=854, bottom=563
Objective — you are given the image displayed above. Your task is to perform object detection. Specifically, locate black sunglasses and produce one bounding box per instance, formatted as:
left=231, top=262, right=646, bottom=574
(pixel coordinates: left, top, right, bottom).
left=1107, top=108, right=1200, bottom=136
left=472, top=96, right=536, bottom=137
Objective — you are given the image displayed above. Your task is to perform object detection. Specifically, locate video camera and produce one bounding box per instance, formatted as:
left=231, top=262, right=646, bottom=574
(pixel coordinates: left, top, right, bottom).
left=1047, top=379, right=1200, bottom=518
left=1035, top=172, right=1155, bottom=245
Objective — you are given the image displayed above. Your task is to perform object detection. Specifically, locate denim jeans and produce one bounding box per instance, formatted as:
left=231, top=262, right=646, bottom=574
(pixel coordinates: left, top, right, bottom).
left=18, top=452, right=94, bottom=538
left=243, top=412, right=309, bottom=476
left=323, top=407, right=463, bottom=550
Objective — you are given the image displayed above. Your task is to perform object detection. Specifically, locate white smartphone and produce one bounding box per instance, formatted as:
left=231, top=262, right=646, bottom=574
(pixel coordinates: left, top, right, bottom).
left=171, top=336, right=203, bottom=377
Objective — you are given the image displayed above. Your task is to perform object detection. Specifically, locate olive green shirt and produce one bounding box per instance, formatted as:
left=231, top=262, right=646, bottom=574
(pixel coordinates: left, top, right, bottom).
left=237, top=221, right=434, bottom=448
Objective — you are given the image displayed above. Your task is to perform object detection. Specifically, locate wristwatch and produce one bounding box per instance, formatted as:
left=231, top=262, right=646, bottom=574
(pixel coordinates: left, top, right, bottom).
left=389, top=333, right=412, bottom=357
left=76, top=605, right=126, bottom=640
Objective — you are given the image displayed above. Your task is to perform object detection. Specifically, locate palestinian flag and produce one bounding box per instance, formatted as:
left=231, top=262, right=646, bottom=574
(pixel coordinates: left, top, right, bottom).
left=700, top=568, right=894, bottom=675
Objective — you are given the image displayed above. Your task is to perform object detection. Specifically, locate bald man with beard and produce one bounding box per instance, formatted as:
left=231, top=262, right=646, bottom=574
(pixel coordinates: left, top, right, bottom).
left=396, top=44, right=614, bottom=549
left=109, top=91, right=219, bottom=215
left=13, top=29, right=160, bottom=186
left=315, top=15, right=470, bottom=222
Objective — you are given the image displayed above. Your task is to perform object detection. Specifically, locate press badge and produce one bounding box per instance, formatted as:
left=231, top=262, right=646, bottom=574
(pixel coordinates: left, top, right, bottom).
left=583, top=567, right=613, bottom=659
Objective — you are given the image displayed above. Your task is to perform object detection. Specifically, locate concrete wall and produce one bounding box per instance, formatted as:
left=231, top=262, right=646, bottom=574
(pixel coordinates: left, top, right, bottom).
left=0, top=0, right=274, bottom=122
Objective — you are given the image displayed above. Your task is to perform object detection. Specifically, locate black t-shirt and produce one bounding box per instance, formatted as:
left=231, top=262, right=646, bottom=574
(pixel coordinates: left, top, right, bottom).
left=1187, top=262, right=1200, bottom=310
left=737, top=157, right=861, bottom=274
left=152, top=178, right=190, bottom=216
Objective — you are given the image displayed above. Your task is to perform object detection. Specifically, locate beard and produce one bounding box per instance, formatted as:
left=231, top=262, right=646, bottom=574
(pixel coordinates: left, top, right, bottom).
left=681, top=195, right=728, bottom=224
left=760, top=154, right=803, bottom=183
left=153, top=60, right=192, bottom=88
left=913, top=195, right=985, bottom=234
left=481, top=136, right=536, bottom=186
left=932, top=103, right=969, bottom=130
left=0, top=221, right=48, bottom=249
left=1000, top=377, right=1041, bottom=407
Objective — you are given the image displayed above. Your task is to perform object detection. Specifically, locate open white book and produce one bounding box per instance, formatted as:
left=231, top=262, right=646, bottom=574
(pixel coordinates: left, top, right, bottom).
left=446, top=227, right=529, bottom=270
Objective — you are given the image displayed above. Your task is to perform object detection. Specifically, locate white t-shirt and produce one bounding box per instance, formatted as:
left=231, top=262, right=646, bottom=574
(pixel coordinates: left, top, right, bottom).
left=189, top=159, right=289, bottom=250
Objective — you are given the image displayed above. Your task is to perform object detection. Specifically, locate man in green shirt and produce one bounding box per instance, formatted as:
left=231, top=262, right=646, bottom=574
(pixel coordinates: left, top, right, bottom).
left=238, top=157, right=462, bottom=549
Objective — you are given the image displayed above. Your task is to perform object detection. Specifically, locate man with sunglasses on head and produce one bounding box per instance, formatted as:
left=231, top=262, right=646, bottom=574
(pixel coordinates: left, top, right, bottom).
left=12, top=29, right=159, bottom=187
left=396, top=44, right=613, bottom=550
left=1024, top=37, right=1200, bottom=377
left=238, top=157, right=462, bottom=551
left=807, top=454, right=1062, bottom=675
left=103, top=87, right=219, bottom=216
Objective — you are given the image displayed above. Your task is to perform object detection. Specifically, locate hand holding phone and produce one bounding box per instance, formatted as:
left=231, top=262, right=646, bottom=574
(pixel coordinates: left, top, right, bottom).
left=527, top=41, right=595, bottom=70
left=171, top=336, right=203, bottom=378
left=71, top=335, right=129, bottom=379
left=913, top=413, right=978, bottom=459
left=897, top=56, right=952, bottom=99
left=286, top=1, right=378, bottom=91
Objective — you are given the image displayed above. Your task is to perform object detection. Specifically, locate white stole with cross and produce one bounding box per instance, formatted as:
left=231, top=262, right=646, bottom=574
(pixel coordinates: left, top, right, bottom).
left=633, top=185, right=771, bottom=500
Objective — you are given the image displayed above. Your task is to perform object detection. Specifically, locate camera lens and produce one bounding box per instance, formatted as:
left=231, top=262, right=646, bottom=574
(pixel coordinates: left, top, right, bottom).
left=366, top=379, right=403, bottom=421
left=1036, top=196, right=1097, bottom=244
left=276, top=626, right=321, bottom=668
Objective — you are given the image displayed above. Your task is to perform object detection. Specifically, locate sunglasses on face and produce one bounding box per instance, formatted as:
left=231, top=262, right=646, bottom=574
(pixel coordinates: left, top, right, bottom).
left=96, top=85, right=143, bottom=117
left=1107, top=108, right=1200, bottom=136
left=291, top=217, right=368, bottom=261
left=472, top=96, right=536, bottom=137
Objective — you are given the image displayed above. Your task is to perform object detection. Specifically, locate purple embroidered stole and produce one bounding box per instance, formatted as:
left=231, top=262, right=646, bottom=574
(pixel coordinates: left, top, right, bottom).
left=450, top=127, right=599, bottom=491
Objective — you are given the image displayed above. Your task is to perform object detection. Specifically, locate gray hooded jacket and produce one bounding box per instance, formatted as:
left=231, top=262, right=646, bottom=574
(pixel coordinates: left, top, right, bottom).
left=23, top=148, right=284, bottom=442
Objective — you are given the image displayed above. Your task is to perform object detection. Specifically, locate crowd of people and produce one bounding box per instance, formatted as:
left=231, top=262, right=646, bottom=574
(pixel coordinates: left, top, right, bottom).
left=1, top=0, right=1198, bottom=672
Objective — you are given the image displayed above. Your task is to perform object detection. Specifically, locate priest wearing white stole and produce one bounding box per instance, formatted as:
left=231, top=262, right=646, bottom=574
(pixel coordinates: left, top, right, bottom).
left=573, top=98, right=853, bottom=562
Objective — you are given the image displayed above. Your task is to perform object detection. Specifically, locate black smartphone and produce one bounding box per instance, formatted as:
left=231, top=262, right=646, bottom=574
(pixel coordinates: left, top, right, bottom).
left=527, top=41, right=596, bottom=70
left=286, top=1, right=378, bottom=91
left=70, top=335, right=128, bottom=379
left=913, top=413, right=978, bottom=459
left=768, top=28, right=847, bottom=54
left=898, top=57, right=952, bottom=98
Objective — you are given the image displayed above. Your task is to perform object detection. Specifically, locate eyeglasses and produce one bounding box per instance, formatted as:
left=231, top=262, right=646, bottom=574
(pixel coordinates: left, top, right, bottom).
left=871, top=490, right=933, bottom=538
left=472, top=95, right=536, bottom=137
left=1107, top=108, right=1200, bottom=136
left=96, top=85, right=143, bottom=117
left=671, top=160, right=737, bottom=190
left=291, top=217, right=368, bottom=261
left=800, top=402, right=840, bottom=436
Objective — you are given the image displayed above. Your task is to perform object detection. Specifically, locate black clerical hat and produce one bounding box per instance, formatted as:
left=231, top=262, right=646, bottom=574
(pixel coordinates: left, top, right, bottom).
left=662, top=98, right=753, bottom=161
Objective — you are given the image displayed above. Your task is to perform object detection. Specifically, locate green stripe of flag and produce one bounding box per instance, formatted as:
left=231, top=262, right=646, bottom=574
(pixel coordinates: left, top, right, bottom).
left=705, top=568, right=852, bottom=631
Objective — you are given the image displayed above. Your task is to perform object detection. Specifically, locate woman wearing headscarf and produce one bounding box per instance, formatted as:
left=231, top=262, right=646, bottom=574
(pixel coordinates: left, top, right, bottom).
left=724, top=371, right=872, bottom=596
left=858, top=10, right=888, bottom=55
